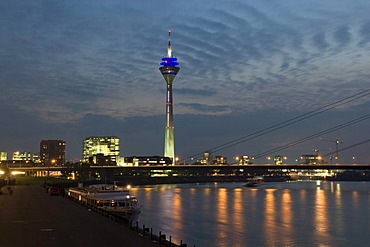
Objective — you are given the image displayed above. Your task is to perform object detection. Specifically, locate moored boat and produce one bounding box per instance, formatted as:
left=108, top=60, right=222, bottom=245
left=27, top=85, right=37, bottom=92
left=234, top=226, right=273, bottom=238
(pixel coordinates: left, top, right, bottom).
left=66, top=183, right=141, bottom=221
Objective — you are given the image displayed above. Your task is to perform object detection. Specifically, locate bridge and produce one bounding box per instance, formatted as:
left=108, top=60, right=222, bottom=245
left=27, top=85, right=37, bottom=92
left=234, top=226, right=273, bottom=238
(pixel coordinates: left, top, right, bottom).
left=5, top=163, right=370, bottom=171
left=3, top=163, right=370, bottom=176
left=2, top=163, right=369, bottom=185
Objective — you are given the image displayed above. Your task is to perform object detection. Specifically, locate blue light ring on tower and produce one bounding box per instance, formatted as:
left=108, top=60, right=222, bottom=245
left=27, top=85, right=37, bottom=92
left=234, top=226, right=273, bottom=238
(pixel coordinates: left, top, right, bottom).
left=160, top=61, right=179, bottom=66
left=160, top=57, right=179, bottom=67
left=162, top=57, right=178, bottom=61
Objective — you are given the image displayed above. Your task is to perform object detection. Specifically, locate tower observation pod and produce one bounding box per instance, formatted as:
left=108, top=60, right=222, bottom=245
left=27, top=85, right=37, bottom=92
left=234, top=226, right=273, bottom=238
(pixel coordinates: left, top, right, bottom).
left=159, top=30, right=180, bottom=164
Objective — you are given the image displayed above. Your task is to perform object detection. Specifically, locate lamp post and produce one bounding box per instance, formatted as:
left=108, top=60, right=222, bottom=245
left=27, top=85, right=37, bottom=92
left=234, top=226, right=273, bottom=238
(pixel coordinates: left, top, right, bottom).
left=266, top=156, right=271, bottom=164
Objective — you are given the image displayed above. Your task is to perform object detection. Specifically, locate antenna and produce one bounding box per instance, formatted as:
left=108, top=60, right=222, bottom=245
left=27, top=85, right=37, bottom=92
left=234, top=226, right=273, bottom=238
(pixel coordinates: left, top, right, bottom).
left=167, top=30, right=172, bottom=57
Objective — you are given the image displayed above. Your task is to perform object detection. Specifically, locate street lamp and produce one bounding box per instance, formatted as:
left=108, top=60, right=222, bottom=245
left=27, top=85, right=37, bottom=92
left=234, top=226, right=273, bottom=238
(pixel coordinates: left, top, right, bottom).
left=234, top=156, right=240, bottom=165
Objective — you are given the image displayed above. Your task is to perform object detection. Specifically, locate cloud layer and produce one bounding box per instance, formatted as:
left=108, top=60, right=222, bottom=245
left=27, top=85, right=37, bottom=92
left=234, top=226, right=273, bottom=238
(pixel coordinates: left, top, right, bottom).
left=1, top=0, right=370, bottom=161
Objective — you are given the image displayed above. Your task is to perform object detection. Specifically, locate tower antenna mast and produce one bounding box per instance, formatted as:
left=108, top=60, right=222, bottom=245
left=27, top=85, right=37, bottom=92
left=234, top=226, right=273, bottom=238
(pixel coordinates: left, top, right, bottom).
left=167, top=30, right=172, bottom=57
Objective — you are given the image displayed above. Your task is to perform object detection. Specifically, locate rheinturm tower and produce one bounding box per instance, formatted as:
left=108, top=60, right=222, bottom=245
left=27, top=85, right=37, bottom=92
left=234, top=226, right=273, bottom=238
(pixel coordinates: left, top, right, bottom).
left=159, top=30, right=180, bottom=164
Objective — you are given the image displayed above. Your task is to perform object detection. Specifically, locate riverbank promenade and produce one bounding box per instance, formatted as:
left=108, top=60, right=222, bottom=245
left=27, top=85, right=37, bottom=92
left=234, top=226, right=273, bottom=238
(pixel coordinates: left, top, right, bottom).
left=0, top=185, right=160, bottom=247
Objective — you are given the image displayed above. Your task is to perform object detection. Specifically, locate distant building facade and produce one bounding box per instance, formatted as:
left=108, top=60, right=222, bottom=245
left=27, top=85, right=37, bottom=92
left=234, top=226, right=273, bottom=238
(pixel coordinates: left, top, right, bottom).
left=197, top=152, right=229, bottom=165
left=123, top=156, right=172, bottom=166
left=89, top=154, right=117, bottom=166
left=300, top=154, right=324, bottom=165
left=83, top=136, right=119, bottom=165
left=214, top=155, right=228, bottom=165
left=274, top=155, right=287, bottom=165
left=0, top=152, right=7, bottom=161
left=197, top=151, right=212, bottom=165
left=12, top=151, right=41, bottom=163
left=40, top=140, right=66, bottom=166
left=236, top=155, right=252, bottom=165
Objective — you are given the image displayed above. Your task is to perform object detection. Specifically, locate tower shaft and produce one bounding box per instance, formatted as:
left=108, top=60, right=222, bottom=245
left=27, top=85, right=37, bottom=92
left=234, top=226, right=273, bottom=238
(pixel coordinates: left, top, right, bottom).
left=165, top=77, right=174, bottom=160
left=160, top=68, right=179, bottom=162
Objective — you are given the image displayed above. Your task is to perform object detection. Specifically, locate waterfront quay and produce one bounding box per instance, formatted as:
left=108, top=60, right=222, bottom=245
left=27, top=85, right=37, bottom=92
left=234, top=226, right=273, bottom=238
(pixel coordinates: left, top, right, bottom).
left=0, top=185, right=163, bottom=247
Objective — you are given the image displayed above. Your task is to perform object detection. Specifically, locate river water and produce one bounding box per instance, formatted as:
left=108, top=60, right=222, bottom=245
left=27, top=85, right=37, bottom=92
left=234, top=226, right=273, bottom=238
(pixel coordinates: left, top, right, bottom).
left=131, top=181, right=370, bottom=247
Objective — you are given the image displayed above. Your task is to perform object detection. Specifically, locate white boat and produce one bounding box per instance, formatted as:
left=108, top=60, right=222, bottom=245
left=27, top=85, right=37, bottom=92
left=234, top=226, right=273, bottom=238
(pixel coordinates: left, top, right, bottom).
left=66, top=184, right=141, bottom=221
left=245, top=176, right=264, bottom=187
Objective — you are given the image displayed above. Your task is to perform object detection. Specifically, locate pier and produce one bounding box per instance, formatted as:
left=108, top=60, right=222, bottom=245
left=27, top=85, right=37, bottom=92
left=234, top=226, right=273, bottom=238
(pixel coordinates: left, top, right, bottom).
left=0, top=185, right=165, bottom=247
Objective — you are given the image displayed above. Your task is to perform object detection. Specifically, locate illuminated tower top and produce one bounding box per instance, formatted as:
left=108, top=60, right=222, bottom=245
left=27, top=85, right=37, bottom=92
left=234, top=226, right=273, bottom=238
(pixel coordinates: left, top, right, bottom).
left=160, top=30, right=179, bottom=69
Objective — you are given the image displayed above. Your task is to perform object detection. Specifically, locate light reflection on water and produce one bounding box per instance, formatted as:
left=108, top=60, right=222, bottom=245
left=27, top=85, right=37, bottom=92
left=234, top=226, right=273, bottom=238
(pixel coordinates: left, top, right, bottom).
left=315, top=188, right=329, bottom=242
left=131, top=181, right=370, bottom=247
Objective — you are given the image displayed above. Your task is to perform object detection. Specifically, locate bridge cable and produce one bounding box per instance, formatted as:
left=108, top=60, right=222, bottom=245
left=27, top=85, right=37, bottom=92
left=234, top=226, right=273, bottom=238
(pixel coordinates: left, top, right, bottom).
left=323, top=138, right=370, bottom=158
left=251, top=113, right=370, bottom=159
left=182, top=89, right=370, bottom=161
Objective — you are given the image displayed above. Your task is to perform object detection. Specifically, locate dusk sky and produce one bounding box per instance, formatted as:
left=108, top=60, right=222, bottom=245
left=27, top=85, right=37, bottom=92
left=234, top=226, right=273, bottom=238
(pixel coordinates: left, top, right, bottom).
left=1, top=0, right=370, bottom=163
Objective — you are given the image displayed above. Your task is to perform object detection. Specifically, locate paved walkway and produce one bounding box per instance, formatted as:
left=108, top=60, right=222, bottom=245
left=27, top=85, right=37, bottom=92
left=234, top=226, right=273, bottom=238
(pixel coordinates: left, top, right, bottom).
left=0, top=185, right=161, bottom=247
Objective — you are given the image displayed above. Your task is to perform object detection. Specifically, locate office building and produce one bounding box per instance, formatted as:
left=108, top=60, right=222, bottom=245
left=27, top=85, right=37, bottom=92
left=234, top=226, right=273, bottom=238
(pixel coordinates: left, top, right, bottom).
left=40, top=140, right=66, bottom=166
left=83, top=136, right=119, bottom=165
left=12, top=151, right=40, bottom=163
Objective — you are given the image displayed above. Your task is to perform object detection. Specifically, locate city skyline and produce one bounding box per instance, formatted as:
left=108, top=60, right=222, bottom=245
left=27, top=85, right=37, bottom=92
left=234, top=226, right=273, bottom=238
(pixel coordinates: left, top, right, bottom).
left=1, top=1, right=370, bottom=163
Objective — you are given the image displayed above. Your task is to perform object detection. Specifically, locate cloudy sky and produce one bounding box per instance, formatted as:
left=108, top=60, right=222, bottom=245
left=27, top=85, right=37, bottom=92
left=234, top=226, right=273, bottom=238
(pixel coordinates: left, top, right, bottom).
left=1, top=0, right=370, bottom=163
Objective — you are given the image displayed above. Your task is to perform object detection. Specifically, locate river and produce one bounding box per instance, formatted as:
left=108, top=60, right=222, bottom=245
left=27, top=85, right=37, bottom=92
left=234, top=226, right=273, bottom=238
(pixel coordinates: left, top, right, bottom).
left=130, top=181, right=370, bottom=247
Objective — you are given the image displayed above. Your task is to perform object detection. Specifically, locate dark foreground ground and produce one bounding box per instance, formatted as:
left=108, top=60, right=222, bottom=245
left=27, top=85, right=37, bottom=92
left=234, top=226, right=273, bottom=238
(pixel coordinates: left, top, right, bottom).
left=0, top=185, right=161, bottom=247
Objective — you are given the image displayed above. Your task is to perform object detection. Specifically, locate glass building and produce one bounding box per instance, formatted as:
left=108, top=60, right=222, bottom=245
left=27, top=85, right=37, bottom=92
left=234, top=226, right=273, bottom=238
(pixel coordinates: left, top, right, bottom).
left=82, top=136, right=120, bottom=165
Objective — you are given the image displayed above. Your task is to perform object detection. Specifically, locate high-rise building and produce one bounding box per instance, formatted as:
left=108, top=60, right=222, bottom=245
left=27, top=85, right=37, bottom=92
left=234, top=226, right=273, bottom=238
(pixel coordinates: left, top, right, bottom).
left=40, top=140, right=66, bottom=166
left=82, top=136, right=120, bottom=165
left=159, top=30, right=180, bottom=164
